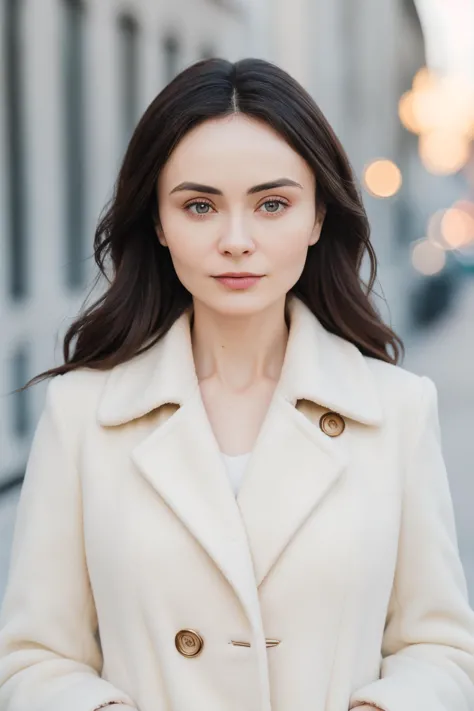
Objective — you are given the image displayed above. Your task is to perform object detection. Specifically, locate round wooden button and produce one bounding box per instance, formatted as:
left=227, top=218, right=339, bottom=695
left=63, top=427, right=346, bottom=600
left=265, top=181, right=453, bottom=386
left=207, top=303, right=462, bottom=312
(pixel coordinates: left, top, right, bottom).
left=319, top=411, right=345, bottom=437
left=175, top=629, right=204, bottom=657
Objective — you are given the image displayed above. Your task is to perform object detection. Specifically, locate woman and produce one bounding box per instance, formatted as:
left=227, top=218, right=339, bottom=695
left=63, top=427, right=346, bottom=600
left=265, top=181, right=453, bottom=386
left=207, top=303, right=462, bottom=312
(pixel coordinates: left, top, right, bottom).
left=0, top=57, right=473, bottom=711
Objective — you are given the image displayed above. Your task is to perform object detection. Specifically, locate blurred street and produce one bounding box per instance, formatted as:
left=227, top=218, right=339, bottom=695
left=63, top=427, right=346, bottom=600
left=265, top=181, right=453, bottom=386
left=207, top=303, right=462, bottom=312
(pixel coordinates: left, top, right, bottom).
left=1, top=278, right=473, bottom=604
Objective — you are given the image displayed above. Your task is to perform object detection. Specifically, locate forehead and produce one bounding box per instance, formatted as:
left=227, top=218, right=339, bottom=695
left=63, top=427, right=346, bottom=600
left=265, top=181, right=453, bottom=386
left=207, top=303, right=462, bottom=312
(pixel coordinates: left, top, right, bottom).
left=159, top=114, right=314, bottom=189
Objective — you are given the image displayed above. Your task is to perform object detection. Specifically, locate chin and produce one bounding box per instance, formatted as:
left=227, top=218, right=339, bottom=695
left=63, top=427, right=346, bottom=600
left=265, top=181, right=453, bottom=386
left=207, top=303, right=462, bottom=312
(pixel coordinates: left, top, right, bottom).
left=200, top=292, right=283, bottom=318
left=214, top=299, right=264, bottom=315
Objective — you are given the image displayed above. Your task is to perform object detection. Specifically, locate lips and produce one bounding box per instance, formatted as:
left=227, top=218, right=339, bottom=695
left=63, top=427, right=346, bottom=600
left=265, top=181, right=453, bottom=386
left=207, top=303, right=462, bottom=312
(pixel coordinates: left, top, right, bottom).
left=215, top=273, right=262, bottom=278
left=213, top=275, right=263, bottom=290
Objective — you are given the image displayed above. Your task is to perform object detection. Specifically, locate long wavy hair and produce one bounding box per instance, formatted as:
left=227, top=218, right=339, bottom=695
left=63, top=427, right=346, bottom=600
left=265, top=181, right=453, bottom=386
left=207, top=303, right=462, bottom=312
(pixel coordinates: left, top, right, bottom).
left=21, top=56, right=403, bottom=392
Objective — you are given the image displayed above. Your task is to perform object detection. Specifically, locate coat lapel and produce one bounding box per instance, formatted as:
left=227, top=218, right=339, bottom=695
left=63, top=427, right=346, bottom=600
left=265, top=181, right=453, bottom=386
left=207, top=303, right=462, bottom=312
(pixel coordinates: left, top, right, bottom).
left=96, top=309, right=262, bottom=628
left=96, top=294, right=385, bottom=623
left=235, top=294, right=385, bottom=587
left=130, top=388, right=262, bottom=627
left=236, top=393, right=349, bottom=587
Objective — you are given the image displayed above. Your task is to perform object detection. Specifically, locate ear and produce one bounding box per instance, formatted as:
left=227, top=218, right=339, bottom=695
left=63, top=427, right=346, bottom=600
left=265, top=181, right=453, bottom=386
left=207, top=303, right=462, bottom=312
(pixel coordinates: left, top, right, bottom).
left=309, top=203, right=327, bottom=246
left=151, top=197, right=168, bottom=247
left=154, top=221, right=168, bottom=248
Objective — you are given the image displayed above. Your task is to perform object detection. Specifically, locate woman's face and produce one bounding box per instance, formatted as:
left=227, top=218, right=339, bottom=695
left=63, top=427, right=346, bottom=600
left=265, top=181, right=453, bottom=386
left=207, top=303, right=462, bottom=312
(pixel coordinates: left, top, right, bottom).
left=156, top=113, right=325, bottom=316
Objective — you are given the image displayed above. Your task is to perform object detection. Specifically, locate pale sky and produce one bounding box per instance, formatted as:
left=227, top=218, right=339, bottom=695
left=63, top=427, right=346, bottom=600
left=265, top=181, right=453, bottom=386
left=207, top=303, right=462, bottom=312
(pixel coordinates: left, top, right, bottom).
left=415, top=0, right=474, bottom=82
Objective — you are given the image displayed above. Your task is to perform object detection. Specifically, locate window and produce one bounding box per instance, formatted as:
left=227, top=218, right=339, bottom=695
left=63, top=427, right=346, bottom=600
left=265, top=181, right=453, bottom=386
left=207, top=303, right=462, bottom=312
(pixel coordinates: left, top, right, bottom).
left=5, top=0, right=28, bottom=300
left=163, top=35, right=180, bottom=83
left=62, top=0, right=87, bottom=289
left=11, top=345, right=31, bottom=439
left=118, top=14, right=140, bottom=143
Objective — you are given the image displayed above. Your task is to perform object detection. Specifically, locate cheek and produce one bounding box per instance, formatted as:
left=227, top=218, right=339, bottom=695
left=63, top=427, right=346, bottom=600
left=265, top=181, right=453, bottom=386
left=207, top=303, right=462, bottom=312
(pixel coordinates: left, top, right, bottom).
left=159, top=213, right=208, bottom=271
left=265, top=216, right=314, bottom=267
left=166, top=240, right=205, bottom=289
left=260, top=216, right=315, bottom=290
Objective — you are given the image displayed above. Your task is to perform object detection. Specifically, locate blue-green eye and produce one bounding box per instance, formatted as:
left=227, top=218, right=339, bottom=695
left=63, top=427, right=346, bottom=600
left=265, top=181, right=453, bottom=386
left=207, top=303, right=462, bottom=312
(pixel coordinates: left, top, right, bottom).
left=185, top=200, right=213, bottom=216
left=260, top=199, right=287, bottom=214
left=183, top=197, right=289, bottom=218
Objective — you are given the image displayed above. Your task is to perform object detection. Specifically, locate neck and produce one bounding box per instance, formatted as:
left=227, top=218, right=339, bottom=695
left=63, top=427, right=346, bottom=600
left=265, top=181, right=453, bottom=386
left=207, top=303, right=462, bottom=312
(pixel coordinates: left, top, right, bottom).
left=190, top=295, right=290, bottom=393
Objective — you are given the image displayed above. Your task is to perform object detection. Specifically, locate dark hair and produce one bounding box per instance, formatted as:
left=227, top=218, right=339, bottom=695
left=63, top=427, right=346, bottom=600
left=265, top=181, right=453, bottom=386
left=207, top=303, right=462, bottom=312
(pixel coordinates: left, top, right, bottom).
left=21, top=56, right=403, bottom=392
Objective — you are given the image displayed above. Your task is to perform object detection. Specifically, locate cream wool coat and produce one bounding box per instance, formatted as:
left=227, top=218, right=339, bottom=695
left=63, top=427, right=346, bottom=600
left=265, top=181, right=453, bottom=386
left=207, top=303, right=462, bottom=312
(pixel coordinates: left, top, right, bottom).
left=1, top=294, right=474, bottom=711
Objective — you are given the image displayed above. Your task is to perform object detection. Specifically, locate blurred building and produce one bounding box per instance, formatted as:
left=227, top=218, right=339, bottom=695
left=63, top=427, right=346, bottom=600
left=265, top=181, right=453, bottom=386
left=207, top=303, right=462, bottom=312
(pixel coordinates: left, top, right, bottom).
left=0, top=0, right=429, bottom=487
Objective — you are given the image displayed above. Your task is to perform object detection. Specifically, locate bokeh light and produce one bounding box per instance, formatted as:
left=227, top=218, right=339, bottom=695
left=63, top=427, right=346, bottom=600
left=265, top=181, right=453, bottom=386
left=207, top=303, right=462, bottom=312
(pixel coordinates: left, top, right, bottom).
left=399, top=68, right=474, bottom=176
left=363, top=159, right=402, bottom=198
left=398, top=91, right=422, bottom=134
left=418, top=130, right=470, bottom=175
left=441, top=203, right=474, bottom=249
left=412, top=67, right=437, bottom=92
left=411, top=75, right=474, bottom=136
left=411, top=238, right=447, bottom=275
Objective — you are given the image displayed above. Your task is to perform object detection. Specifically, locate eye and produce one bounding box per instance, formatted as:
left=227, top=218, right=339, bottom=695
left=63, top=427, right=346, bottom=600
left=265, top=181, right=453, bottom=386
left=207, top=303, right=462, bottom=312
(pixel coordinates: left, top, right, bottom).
left=183, top=197, right=289, bottom=218
left=259, top=198, right=289, bottom=215
left=183, top=200, right=214, bottom=217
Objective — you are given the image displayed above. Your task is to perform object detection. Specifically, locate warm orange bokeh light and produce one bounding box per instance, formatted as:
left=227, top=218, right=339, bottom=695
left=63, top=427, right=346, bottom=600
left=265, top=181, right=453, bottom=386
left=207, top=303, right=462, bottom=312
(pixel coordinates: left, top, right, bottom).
left=412, top=67, right=437, bottom=92
left=418, top=130, right=470, bottom=175
left=400, top=68, right=474, bottom=139
left=411, top=239, right=446, bottom=275
left=398, top=91, right=422, bottom=134
left=363, top=159, right=402, bottom=198
left=411, top=87, right=444, bottom=134
left=441, top=205, right=474, bottom=249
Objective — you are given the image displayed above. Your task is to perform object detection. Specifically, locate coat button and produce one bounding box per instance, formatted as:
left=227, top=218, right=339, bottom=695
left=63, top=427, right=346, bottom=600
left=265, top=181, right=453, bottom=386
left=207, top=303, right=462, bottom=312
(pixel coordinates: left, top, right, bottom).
left=175, top=629, right=204, bottom=657
left=319, top=411, right=345, bottom=437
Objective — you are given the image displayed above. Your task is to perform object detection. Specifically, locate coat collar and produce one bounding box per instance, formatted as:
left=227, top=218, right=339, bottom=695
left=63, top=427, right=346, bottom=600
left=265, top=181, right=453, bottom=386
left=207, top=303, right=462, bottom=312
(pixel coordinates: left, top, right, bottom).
left=97, top=293, right=384, bottom=427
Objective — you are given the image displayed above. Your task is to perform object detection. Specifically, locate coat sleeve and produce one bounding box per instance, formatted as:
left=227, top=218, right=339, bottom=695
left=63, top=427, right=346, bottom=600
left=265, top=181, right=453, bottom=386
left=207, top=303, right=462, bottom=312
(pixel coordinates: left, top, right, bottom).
left=350, top=375, right=474, bottom=711
left=0, top=375, right=137, bottom=711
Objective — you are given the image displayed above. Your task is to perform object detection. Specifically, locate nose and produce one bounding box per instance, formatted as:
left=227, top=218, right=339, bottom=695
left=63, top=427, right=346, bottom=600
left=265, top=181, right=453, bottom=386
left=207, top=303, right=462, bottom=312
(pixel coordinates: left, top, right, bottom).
left=218, top=217, right=256, bottom=256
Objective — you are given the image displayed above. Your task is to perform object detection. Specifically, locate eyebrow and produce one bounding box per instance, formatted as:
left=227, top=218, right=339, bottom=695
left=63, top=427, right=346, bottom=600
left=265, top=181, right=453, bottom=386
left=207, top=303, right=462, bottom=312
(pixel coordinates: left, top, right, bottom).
left=169, top=178, right=303, bottom=196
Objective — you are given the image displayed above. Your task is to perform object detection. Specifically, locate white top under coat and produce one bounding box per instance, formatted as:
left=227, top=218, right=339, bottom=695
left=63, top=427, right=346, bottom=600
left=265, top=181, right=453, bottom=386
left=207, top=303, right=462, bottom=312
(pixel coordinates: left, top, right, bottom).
left=220, top=452, right=251, bottom=496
